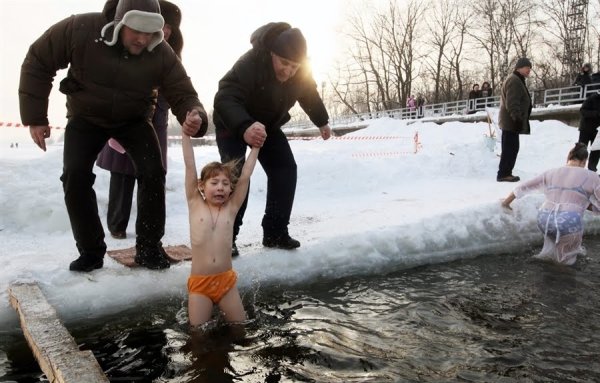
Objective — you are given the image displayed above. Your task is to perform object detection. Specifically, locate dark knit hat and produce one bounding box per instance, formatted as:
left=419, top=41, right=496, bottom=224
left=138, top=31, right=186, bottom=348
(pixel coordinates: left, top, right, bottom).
left=271, top=28, right=307, bottom=63
left=515, top=57, right=532, bottom=69
left=158, top=0, right=183, bottom=56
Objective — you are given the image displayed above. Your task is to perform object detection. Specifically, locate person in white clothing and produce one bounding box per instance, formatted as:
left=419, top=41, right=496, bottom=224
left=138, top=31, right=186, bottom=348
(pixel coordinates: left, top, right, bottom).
left=502, top=142, right=600, bottom=265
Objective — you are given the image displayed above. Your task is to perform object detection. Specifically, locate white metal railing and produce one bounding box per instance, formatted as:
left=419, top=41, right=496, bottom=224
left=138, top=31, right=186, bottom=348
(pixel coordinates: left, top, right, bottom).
left=283, top=83, right=600, bottom=130
left=543, top=83, right=600, bottom=105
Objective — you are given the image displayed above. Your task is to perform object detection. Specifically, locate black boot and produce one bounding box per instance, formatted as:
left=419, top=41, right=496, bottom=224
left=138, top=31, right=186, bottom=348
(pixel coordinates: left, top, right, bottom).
left=69, top=255, right=103, bottom=272
left=263, top=232, right=300, bottom=249
left=135, top=243, right=170, bottom=270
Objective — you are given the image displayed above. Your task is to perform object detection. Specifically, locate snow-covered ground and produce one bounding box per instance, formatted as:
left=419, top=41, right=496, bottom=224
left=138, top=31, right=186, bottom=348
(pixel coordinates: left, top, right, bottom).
left=0, top=116, right=591, bottom=328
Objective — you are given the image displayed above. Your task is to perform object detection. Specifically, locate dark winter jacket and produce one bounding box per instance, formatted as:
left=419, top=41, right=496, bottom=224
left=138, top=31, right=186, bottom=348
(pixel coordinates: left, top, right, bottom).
left=499, top=71, right=532, bottom=135
left=213, top=22, right=328, bottom=139
left=96, top=94, right=169, bottom=175
left=18, top=4, right=207, bottom=133
left=468, top=90, right=481, bottom=100
left=480, top=85, right=492, bottom=98
left=574, top=72, right=592, bottom=87
left=579, top=93, right=600, bottom=133
left=574, top=64, right=593, bottom=87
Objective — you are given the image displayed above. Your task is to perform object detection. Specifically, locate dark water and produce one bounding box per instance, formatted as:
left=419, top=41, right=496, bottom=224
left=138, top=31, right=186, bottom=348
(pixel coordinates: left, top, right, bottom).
left=2, top=238, right=600, bottom=382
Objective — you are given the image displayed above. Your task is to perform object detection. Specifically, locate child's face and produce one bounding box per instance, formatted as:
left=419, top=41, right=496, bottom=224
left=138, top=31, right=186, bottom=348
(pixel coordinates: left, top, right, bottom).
left=201, top=172, right=232, bottom=205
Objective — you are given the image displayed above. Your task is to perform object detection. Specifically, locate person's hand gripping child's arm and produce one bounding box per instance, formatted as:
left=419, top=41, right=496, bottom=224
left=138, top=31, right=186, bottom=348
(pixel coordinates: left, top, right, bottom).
left=182, top=110, right=202, bottom=204
left=230, top=146, right=260, bottom=211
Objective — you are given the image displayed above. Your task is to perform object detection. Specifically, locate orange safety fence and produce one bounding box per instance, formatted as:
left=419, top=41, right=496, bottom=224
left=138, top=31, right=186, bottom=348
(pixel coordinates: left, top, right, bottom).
left=0, top=122, right=63, bottom=129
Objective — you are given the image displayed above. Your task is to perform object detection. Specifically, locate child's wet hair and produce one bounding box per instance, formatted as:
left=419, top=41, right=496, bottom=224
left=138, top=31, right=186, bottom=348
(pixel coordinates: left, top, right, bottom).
left=568, top=142, right=589, bottom=162
left=199, top=159, right=241, bottom=188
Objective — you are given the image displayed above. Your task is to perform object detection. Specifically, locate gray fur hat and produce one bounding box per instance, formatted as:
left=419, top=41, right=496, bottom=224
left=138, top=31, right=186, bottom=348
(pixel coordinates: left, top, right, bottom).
left=101, top=0, right=165, bottom=52
left=515, top=57, right=533, bottom=69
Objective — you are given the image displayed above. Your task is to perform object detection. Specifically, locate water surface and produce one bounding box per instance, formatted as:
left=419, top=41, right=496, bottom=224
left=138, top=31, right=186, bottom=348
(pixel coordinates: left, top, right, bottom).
left=2, top=238, right=600, bottom=382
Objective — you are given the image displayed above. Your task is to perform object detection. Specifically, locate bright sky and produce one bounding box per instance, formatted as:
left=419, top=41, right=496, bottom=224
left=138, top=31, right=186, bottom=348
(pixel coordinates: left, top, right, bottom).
left=0, top=0, right=345, bottom=128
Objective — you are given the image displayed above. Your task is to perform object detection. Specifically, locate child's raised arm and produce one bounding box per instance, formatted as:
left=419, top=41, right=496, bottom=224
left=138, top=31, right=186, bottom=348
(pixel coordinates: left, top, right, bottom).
left=182, top=133, right=199, bottom=202
left=182, top=111, right=202, bottom=203
left=230, top=146, right=260, bottom=209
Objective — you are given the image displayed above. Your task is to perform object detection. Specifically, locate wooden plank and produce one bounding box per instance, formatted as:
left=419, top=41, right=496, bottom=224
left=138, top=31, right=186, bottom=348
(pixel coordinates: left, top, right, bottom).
left=8, top=283, right=108, bottom=383
left=107, top=244, right=191, bottom=267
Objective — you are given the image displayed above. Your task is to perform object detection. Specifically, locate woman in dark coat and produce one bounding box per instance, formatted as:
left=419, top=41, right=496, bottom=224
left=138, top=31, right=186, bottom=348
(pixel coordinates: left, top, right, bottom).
left=96, top=0, right=183, bottom=239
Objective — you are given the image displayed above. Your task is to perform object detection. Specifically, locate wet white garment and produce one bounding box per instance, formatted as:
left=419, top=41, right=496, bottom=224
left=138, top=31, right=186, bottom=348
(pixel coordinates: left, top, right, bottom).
left=513, top=166, right=600, bottom=265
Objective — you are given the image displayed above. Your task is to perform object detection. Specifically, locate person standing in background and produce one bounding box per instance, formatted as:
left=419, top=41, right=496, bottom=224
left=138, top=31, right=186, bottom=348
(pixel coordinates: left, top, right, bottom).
left=96, top=0, right=184, bottom=240
left=578, top=91, right=600, bottom=172
left=502, top=143, right=600, bottom=265
left=406, top=95, right=416, bottom=118
left=416, top=94, right=426, bottom=118
left=213, top=22, right=331, bottom=257
left=480, top=82, right=492, bottom=98
left=480, top=81, right=493, bottom=108
left=574, top=63, right=593, bottom=88
left=497, top=57, right=533, bottom=182
left=468, top=84, right=481, bottom=114
left=574, top=63, right=594, bottom=100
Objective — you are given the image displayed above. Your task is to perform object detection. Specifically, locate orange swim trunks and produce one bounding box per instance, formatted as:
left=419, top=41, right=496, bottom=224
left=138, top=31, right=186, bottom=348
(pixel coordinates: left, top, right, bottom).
left=187, top=269, right=238, bottom=303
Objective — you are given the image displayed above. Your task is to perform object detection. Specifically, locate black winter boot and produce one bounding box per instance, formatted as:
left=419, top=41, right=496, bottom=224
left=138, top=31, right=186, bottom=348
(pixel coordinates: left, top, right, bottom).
left=135, top=243, right=170, bottom=270
left=263, top=232, right=301, bottom=249
left=69, top=255, right=103, bottom=272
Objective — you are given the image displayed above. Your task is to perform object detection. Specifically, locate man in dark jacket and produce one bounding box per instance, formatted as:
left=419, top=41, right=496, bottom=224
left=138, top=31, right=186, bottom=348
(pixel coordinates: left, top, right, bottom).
left=213, top=22, right=331, bottom=256
left=96, top=0, right=183, bottom=241
left=497, top=57, right=533, bottom=182
left=19, top=0, right=208, bottom=271
left=579, top=92, right=600, bottom=172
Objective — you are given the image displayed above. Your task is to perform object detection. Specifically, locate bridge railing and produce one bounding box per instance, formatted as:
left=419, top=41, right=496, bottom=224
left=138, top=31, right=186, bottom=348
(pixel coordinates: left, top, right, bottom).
left=283, top=83, right=600, bottom=130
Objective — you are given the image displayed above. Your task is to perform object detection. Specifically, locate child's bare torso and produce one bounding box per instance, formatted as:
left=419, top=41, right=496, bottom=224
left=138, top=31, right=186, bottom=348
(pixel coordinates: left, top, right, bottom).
left=188, top=201, right=235, bottom=275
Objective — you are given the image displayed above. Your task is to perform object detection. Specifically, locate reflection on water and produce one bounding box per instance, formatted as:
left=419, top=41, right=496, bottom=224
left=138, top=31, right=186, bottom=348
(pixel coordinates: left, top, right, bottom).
left=2, top=239, right=600, bottom=382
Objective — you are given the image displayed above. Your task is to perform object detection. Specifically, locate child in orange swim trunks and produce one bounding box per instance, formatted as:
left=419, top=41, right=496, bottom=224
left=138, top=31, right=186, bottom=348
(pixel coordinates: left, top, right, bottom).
left=182, top=112, right=260, bottom=326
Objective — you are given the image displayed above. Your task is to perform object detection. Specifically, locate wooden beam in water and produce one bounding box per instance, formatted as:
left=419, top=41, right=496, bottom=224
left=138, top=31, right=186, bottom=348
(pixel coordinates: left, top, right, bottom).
left=8, top=283, right=109, bottom=383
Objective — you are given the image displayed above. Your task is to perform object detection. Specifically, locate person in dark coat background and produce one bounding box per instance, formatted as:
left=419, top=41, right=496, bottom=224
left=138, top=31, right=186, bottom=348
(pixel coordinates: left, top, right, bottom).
left=96, top=0, right=183, bottom=241
left=213, top=22, right=331, bottom=257
left=497, top=57, right=533, bottom=182
left=19, top=0, right=208, bottom=272
left=578, top=91, right=600, bottom=172
left=467, top=84, right=481, bottom=114
left=574, top=63, right=593, bottom=88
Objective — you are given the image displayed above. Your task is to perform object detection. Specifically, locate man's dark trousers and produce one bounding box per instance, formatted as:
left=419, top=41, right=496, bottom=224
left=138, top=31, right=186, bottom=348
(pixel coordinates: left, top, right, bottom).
left=498, top=130, right=520, bottom=178
left=579, top=129, right=600, bottom=172
left=61, top=117, right=165, bottom=259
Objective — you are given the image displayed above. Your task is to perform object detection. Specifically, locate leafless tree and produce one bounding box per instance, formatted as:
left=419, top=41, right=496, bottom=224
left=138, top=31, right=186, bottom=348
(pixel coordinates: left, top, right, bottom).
left=423, top=0, right=460, bottom=103
left=330, top=0, right=425, bottom=113
left=381, top=0, right=426, bottom=105
left=470, top=0, right=535, bottom=88
left=323, top=0, right=597, bottom=117
left=538, top=0, right=576, bottom=84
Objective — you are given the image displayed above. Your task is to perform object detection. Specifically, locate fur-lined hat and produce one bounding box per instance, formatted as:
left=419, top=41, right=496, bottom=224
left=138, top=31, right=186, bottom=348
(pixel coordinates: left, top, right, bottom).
left=101, top=0, right=165, bottom=52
